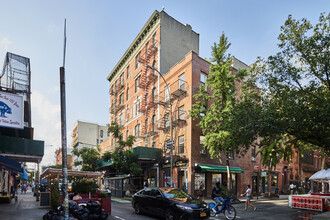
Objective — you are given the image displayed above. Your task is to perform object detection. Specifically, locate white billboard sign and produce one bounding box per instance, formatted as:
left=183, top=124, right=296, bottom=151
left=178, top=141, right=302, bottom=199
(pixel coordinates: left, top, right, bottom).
left=0, top=91, right=24, bottom=129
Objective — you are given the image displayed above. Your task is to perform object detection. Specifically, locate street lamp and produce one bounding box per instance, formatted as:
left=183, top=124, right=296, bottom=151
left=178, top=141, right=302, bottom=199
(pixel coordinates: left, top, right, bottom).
left=147, top=65, right=174, bottom=187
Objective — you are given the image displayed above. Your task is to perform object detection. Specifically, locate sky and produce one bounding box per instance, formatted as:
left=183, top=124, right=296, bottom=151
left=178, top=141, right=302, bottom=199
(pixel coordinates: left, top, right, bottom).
left=0, top=0, right=328, bottom=167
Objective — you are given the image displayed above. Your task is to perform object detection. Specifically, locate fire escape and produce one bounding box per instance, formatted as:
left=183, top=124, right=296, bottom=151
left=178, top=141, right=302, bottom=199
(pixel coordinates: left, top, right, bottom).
left=138, top=40, right=159, bottom=139
left=158, top=79, right=188, bottom=153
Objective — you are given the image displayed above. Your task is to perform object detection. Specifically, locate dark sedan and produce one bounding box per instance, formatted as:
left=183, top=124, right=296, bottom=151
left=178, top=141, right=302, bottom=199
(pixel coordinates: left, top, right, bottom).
left=132, top=187, right=210, bottom=220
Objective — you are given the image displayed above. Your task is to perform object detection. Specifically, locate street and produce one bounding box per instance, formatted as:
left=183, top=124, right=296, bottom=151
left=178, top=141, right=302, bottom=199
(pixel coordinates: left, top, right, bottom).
left=108, top=198, right=322, bottom=220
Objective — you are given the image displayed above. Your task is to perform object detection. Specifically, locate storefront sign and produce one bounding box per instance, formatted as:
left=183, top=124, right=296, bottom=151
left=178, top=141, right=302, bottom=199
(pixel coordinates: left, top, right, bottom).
left=254, top=166, right=259, bottom=170
left=0, top=92, right=23, bottom=129
left=162, top=159, right=188, bottom=168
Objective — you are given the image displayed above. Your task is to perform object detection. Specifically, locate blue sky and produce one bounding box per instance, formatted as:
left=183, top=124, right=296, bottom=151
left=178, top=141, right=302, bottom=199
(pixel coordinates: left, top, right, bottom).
left=0, top=0, right=328, bottom=166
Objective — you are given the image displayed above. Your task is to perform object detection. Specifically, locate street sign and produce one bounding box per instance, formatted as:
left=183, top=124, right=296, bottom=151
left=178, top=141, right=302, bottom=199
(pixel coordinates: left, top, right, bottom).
left=167, top=140, right=174, bottom=145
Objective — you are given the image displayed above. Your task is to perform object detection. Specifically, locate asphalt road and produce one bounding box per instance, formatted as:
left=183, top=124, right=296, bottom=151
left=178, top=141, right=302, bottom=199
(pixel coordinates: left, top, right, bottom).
left=108, top=198, right=322, bottom=220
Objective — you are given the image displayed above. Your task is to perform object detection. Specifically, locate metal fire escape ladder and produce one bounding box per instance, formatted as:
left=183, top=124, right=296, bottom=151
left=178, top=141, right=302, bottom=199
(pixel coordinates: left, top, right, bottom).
left=138, top=41, right=158, bottom=137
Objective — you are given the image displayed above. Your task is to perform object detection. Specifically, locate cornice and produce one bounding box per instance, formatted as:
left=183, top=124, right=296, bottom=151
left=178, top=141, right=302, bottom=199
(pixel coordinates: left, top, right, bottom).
left=107, top=10, right=160, bottom=82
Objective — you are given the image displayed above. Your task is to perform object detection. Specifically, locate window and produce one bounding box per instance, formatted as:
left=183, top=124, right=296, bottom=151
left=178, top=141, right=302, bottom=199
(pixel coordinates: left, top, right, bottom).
left=100, top=140, right=103, bottom=144
left=134, top=97, right=141, bottom=117
left=120, top=73, right=124, bottom=85
left=114, top=79, right=118, bottom=92
left=110, top=85, right=114, bottom=94
left=97, top=139, right=99, bottom=145
left=152, top=88, right=156, bottom=103
left=107, top=131, right=110, bottom=137
left=126, top=88, right=129, bottom=101
left=152, top=115, right=156, bottom=132
left=179, top=73, right=185, bottom=91
left=135, top=52, right=140, bottom=69
left=165, top=85, right=170, bottom=102
left=118, top=113, right=123, bottom=125
left=152, top=61, right=157, bottom=76
left=200, top=135, right=205, bottom=147
left=200, top=106, right=206, bottom=118
left=201, top=72, right=207, bottom=87
left=126, top=130, right=129, bottom=141
left=164, top=113, right=170, bottom=128
left=126, top=108, right=130, bottom=121
left=153, top=33, right=157, bottom=46
left=178, top=105, right=185, bottom=120
left=252, top=146, right=256, bottom=157
left=229, top=149, right=234, bottom=159
left=126, top=65, right=130, bottom=79
left=100, top=130, right=103, bottom=138
left=119, top=93, right=124, bottom=105
left=152, top=140, right=156, bottom=148
left=134, top=124, right=140, bottom=137
left=135, top=76, right=140, bottom=93
left=178, top=136, right=184, bottom=154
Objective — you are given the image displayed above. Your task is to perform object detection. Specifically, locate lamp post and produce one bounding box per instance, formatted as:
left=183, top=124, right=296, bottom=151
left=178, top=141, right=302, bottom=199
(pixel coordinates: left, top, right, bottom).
left=147, top=65, right=174, bottom=187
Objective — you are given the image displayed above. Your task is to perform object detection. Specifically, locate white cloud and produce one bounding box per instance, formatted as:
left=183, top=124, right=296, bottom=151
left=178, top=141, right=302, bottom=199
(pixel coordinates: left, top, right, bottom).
left=31, top=90, right=61, bottom=166
left=0, top=37, right=12, bottom=51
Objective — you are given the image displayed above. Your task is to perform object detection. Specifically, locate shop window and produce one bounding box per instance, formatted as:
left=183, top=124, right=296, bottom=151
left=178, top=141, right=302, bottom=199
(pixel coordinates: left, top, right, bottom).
left=194, top=173, right=205, bottom=190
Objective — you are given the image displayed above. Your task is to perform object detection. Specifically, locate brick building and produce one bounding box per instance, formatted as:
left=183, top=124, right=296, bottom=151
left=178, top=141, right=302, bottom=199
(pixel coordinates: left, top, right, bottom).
left=106, top=10, right=327, bottom=197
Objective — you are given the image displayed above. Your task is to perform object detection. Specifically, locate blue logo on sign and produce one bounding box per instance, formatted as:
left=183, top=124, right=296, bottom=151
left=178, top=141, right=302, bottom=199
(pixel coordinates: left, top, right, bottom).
left=0, top=101, right=12, bottom=118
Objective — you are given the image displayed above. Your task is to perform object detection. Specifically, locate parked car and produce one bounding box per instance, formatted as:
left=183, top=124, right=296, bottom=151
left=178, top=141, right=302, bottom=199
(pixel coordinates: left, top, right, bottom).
left=132, top=187, right=210, bottom=220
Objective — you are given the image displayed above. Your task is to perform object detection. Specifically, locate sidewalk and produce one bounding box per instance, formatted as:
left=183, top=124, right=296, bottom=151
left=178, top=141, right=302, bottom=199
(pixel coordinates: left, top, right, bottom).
left=0, top=189, right=49, bottom=220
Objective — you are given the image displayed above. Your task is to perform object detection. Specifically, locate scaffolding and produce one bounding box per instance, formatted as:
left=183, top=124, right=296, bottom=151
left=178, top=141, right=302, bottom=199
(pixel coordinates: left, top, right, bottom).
left=0, top=52, right=31, bottom=127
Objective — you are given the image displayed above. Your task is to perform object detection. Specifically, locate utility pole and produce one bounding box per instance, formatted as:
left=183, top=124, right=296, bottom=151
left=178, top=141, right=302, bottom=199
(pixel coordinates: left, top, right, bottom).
left=60, top=19, right=69, bottom=220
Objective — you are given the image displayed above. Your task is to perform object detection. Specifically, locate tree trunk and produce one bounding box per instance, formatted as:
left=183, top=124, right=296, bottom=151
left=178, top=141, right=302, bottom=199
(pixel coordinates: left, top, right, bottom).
left=226, top=158, right=232, bottom=192
left=268, top=161, right=272, bottom=197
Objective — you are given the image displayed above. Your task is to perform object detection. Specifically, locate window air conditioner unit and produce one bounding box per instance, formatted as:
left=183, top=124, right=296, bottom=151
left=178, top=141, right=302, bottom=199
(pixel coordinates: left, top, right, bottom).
left=251, top=157, right=256, bottom=161
left=200, top=149, right=206, bottom=155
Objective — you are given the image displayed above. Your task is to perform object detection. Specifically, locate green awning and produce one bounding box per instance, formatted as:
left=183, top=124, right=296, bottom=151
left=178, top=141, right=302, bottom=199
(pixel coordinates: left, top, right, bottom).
left=197, top=164, right=244, bottom=174
left=131, top=146, right=162, bottom=160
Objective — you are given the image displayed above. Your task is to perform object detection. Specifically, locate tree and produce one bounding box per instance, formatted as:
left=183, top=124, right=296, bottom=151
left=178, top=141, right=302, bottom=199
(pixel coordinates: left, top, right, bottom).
left=107, top=122, right=142, bottom=176
left=72, top=146, right=101, bottom=171
left=189, top=33, right=250, bottom=190
left=256, top=12, right=330, bottom=156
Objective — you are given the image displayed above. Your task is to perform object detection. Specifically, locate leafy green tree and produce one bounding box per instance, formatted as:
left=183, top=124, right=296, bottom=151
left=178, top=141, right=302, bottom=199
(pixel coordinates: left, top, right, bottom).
left=108, top=122, right=142, bottom=176
left=189, top=33, right=250, bottom=190
left=72, top=146, right=101, bottom=171
left=255, top=12, right=330, bottom=156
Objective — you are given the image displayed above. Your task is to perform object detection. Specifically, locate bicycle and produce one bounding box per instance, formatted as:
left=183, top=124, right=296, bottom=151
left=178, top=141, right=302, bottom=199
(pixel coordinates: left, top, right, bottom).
left=209, top=198, right=236, bottom=220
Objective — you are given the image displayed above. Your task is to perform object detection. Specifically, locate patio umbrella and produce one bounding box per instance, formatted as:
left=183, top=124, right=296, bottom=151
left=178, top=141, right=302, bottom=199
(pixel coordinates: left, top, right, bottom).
left=309, top=168, right=330, bottom=181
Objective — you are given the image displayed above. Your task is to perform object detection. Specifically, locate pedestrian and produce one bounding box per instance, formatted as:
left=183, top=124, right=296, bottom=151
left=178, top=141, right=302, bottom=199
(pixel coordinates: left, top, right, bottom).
left=22, top=182, right=27, bottom=194
left=242, top=185, right=256, bottom=211
left=290, top=182, right=294, bottom=195
left=211, top=182, right=226, bottom=214
left=143, top=179, right=148, bottom=189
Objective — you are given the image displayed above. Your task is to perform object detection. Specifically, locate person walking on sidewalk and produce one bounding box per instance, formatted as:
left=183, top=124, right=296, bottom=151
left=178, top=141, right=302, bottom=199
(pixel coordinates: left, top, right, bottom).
left=242, top=185, right=256, bottom=211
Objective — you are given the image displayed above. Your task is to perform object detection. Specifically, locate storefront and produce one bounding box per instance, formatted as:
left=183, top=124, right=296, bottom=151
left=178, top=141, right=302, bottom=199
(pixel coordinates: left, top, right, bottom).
left=162, top=158, right=189, bottom=190
left=261, top=170, right=279, bottom=194
left=194, top=164, right=244, bottom=198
